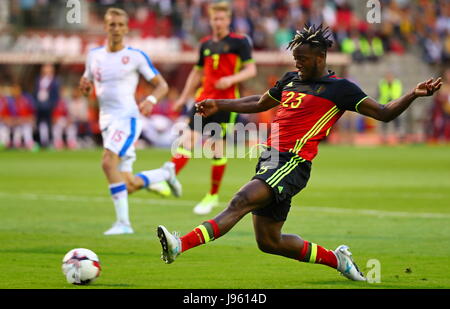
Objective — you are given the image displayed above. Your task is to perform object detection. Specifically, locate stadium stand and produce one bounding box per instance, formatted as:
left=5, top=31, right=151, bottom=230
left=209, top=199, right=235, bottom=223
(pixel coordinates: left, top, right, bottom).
left=0, top=0, right=449, bottom=150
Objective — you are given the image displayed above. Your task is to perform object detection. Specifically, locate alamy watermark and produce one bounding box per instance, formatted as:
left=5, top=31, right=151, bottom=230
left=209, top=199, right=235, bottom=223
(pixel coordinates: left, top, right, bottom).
left=366, top=0, right=381, bottom=24
left=170, top=115, right=280, bottom=164
left=66, top=0, right=381, bottom=25
left=366, top=259, right=381, bottom=283
left=66, top=0, right=81, bottom=24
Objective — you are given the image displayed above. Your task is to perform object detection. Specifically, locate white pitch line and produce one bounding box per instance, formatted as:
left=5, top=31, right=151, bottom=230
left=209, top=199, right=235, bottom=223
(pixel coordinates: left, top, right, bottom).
left=0, top=191, right=449, bottom=219
left=304, top=191, right=449, bottom=200
left=0, top=192, right=197, bottom=207
left=297, top=206, right=450, bottom=219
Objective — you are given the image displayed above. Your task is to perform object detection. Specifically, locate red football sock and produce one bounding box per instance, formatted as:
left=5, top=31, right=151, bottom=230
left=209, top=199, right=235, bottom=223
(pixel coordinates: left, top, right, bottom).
left=180, top=219, right=220, bottom=252
left=171, top=147, right=191, bottom=175
left=210, top=158, right=227, bottom=195
left=298, top=240, right=338, bottom=269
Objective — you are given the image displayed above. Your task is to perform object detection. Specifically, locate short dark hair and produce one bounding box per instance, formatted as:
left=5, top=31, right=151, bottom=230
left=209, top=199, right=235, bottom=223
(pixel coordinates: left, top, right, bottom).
left=287, top=23, right=333, bottom=54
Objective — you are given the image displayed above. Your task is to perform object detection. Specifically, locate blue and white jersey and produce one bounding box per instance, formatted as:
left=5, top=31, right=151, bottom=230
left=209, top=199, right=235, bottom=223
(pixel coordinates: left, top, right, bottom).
left=83, top=46, right=159, bottom=130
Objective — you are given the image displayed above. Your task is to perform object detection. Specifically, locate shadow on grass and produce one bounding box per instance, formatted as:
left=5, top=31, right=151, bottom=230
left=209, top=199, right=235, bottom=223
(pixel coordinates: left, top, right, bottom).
left=93, top=283, right=135, bottom=288
left=301, top=280, right=376, bottom=288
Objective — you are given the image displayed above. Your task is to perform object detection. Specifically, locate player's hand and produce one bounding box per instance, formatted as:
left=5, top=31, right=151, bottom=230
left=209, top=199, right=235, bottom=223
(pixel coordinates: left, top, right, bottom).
left=414, top=77, right=442, bottom=97
left=138, top=99, right=154, bottom=116
left=79, top=77, right=93, bottom=96
left=215, top=76, right=234, bottom=90
left=195, top=99, right=219, bottom=117
left=172, top=98, right=186, bottom=112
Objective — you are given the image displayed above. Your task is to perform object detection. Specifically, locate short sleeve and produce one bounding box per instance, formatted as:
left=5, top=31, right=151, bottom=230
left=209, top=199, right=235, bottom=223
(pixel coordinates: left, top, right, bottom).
left=137, top=50, right=160, bottom=81
left=238, top=36, right=253, bottom=64
left=196, top=43, right=205, bottom=69
left=335, top=79, right=369, bottom=112
left=267, top=72, right=296, bottom=103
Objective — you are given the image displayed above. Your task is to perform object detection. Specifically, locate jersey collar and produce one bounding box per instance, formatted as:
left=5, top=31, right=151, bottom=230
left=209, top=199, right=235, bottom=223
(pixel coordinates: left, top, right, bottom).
left=297, top=70, right=336, bottom=83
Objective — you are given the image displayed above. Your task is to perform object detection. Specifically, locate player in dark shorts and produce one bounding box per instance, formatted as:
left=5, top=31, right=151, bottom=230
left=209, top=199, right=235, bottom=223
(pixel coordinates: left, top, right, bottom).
left=157, top=24, right=442, bottom=281
left=151, top=1, right=256, bottom=215
left=186, top=103, right=237, bottom=138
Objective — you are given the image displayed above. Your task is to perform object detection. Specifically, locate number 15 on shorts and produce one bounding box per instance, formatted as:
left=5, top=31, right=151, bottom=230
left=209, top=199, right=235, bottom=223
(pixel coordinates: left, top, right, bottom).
left=111, top=130, right=125, bottom=143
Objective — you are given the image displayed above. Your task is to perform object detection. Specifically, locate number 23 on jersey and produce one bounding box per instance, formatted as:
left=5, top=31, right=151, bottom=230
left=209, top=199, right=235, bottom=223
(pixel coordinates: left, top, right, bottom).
left=281, top=92, right=307, bottom=109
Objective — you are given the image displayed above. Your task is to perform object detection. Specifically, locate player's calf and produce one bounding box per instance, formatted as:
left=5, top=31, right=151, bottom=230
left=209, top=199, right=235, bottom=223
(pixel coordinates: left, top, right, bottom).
left=212, top=191, right=256, bottom=235
left=123, top=175, right=144, bottom=194
left=129, top=162, right=182, bottom=197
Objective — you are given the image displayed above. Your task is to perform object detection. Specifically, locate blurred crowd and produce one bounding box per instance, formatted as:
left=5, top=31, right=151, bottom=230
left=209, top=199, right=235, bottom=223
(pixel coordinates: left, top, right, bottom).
left=0, top=0, right=448, bottom=64
left=92, top=0, right=450, bottom=64
left=429, top=67, right=450, bottom=143
left=0, top=63, right=190, bottom=151
left=1, top=62, right=449, bottom=152
left=1, top=0, right=450, bottom=151
left=0, top=64, right=95, bottom=150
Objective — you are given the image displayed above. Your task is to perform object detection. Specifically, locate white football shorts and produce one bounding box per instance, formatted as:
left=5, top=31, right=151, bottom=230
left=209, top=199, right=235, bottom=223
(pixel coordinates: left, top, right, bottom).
left=102, top=117, right=143, bottom=172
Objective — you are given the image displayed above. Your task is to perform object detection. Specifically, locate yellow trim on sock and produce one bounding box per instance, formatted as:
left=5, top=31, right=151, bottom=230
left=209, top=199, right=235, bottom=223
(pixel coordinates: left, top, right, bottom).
left=211, top=157, right=228, bottom=166
left=176, top=147, right=192, bottom=157
left=309, top=243, right=318, bottom=263
left=197, top=224, right=210, bottom=243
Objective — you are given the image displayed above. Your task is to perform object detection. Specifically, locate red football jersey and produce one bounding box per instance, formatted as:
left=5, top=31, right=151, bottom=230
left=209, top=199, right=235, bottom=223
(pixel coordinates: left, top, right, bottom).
left=266, top=71, right=368, bottom=161
left=195, top=33, right=254, bottom=102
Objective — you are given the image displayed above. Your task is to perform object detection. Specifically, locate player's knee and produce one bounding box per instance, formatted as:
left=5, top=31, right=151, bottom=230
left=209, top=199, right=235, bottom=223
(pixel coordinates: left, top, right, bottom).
left=124, top=178, right=139, bottom=193
left=101, top=158, right=112, bottom=172
left=227, top=191, right=251, bottom=214
left=124, top=181, right=136, bottom=193
left=101, top=152, right=116, bottom=172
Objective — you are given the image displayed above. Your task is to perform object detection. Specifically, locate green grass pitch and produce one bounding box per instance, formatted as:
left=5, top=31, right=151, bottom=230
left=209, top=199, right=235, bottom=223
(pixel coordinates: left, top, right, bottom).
left=0, top=144, right=449, bottom=289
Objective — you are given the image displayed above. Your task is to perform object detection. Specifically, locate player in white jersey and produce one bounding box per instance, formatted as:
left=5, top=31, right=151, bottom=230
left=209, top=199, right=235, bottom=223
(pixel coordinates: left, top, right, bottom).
left=79, top=8, right=182, bottom=235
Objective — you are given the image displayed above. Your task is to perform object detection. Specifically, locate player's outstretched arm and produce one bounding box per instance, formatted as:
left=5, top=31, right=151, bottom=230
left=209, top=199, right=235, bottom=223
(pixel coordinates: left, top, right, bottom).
left=195, top=92, right=278, bottom=117
left=357, top=77, right=442, bottom=122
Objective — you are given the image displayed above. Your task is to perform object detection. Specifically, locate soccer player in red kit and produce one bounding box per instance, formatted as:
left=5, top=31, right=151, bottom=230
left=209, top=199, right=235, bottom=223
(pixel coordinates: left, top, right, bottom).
left=152, top=1, right=256, bottom=215
left=157, top=25, right=442, bottom=281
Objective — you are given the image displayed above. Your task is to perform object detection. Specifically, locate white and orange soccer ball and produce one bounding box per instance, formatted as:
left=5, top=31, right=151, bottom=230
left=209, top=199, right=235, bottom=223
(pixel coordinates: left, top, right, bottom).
left=62, top=248, right=101, bottom=285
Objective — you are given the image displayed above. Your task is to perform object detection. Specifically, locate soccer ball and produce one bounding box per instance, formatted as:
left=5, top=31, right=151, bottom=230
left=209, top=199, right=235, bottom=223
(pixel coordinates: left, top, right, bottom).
left=62, top=248, right=101, bottom=285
